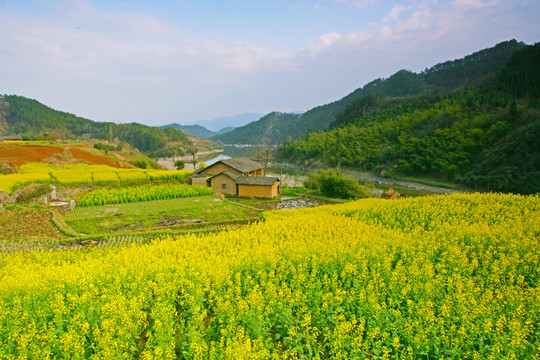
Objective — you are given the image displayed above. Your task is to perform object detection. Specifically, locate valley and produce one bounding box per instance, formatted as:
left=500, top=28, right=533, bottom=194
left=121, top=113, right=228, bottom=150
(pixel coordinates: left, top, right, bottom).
left=0, top=38, right=539, bottom=359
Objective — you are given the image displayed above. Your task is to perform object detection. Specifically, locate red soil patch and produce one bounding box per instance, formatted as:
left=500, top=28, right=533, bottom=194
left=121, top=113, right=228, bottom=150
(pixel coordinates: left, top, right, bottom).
left=0, top=144, right=129, bottom=169
left=69, top=148, right=128, bottom=168
left=0, top=145, right=62, bottom=168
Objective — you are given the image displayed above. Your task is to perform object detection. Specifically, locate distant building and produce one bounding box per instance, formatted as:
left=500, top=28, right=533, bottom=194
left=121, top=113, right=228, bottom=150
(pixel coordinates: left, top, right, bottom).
left=193, top=158, right=281, bottom=198
left=0, top=135, right=23, bottom=141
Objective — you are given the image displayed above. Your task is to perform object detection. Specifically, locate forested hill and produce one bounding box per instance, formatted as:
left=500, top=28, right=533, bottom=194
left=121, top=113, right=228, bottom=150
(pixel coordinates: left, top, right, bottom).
left=277, top=42, right=540, bottom=194
left=211, top=112, right=300, bottom=144
left=160, top=123, right=218, bottom=139
left=212, top=40, right=526, bottom=145
left=159, top=123, right=235, bottom=139
left=0, top=95, right=192, bottom=153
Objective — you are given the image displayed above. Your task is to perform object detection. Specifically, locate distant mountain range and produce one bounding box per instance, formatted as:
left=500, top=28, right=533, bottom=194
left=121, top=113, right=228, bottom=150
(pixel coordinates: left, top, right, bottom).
left=212, top=39, right=527, bottom=145
left=160, top=112, right=264, bottom=139
left=159, top=123, right=228, bottom=139
left=195, top=113, right=264, bottom=132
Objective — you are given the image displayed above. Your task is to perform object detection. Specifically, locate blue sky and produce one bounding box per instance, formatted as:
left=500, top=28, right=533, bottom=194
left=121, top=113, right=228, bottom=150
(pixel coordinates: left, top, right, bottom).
left=1, top=0, right=538, bottom=127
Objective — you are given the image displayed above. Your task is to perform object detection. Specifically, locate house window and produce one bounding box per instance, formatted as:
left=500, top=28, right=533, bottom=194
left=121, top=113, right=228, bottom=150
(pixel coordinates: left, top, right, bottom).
left=222, top=183, right=227, bottom=190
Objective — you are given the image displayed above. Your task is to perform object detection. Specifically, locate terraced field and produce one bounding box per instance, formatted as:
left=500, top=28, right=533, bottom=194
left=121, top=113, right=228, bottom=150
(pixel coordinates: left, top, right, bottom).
left=66, top=196, right=261, bottom=235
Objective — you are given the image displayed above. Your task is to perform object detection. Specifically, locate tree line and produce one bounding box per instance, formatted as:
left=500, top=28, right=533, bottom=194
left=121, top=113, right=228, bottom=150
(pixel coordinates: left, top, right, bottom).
left=2, top=95, right=192, bottom=153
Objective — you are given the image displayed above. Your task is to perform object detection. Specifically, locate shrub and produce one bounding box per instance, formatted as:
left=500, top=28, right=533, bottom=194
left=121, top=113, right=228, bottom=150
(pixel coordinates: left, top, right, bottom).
left=131, top=157, right=161, bottom=169
left=174, top=160, right=185, bottom=170
left=15, top=184, right=51, bottom=204
left=306, top=168, right=370, bottom=199
left=93, top=142, right=116, bottom=153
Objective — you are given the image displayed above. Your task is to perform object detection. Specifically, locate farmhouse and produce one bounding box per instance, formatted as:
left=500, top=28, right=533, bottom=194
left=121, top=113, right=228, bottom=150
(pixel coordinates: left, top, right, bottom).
left=0, top=135, right=23, bottom=141
left=193, top=158, right=281, bottom=198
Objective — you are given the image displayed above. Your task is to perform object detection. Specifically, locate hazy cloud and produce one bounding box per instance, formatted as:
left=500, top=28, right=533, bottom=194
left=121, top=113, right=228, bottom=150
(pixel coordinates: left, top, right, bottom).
left=335, top=0, right=379, bottom=9
left=1, top=0, right=538, bottom=125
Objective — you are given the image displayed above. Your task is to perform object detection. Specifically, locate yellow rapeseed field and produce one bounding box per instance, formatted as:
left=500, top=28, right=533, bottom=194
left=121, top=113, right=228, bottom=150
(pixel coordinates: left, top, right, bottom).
left=0, top=163, right=192, bottom=193
left=0, top=193, right=538, bottom=359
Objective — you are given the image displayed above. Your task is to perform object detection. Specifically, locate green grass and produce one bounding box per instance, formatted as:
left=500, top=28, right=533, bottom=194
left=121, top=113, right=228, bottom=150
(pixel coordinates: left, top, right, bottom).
left=66, top=196, right=260, bottom=235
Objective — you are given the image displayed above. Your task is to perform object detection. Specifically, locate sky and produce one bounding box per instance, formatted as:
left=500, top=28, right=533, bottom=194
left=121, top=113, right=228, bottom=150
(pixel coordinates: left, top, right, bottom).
left=1, top=0, right=539, bottom=127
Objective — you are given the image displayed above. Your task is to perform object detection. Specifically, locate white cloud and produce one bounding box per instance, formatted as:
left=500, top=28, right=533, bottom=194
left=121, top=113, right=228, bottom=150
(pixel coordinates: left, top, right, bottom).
left=383, top=4, right=408, bottom=22
left=308, top=0, right=521, bottom=59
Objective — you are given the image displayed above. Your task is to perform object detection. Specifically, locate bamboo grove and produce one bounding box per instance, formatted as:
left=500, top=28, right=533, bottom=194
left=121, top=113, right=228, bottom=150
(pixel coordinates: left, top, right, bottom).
left=0, top=193, right=538, bottom=359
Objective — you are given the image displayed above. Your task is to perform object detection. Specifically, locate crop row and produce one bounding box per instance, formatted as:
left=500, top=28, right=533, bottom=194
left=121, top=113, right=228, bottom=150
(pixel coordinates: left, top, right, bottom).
left=0, top=193, right=538, bottom=359
left=0, top=163, right=192, bottom=194
left=67, top=196, right=216, bottom=221
left=77, top=183, right=214, bottom=207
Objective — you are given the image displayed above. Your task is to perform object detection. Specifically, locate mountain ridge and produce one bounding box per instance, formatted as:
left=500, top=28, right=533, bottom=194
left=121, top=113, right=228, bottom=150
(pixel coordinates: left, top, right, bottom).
left=211, top=39, right=526, bottom=145
left=194, top=113, right=264, bottom=132
left=277, top=41, right=540, bottom=194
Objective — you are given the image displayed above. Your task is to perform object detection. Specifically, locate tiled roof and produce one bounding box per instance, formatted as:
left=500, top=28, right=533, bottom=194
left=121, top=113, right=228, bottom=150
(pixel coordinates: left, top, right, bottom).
left=236, top=176, right=279, bottom=186
left=220, top=158, right=263, bottom=173
left=209, top=171, right=239, bottom=180
left=193, top=157, right=263, bottom=175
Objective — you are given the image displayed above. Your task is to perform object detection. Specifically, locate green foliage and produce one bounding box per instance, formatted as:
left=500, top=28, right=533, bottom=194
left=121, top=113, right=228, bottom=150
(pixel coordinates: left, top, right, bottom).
left=213, top=41, right=526, bottom=146
left=278, top=43, right=540, bottom=194
left=160, top=123, right=219, bottom=139
left=78, top=183, right=214, bottom=207
left=161, top=126, right=190, bottom=143
left=422, top=39, right=526, bottom=89
left=2, top=96, right=192, bottom=153
left=131, top=157, right=161, bottom=170
left=154, top=145, right=186, bottom=158
left=174, top=160, right=185, bottom=170
left=306, top=169, right=369, bottom=199
left=212, top=112, right=300, bottom=145
left=15, top=184, right=50, bottom=204
left=93, top=142, right=116, bottom=152
left=281, top=185, right=308, bottom=196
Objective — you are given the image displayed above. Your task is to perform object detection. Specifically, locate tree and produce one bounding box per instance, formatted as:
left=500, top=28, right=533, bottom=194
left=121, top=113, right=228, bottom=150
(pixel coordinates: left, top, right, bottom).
left=188, top=146, right=198, bottom=170
left=259, top=135, right=273, bottom=176
left=174, top=160, right=185, bottom=170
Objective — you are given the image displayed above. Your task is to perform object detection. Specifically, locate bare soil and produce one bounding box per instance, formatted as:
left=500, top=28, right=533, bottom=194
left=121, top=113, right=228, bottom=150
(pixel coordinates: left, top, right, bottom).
left=0, top=143, right=128, bottom=169
left=0, top=208, right=68, bottom=240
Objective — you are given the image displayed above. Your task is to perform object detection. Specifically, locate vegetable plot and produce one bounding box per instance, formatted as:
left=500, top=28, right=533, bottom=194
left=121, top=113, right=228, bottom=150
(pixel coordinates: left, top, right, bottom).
left=78, top=183, right=214, bottom=206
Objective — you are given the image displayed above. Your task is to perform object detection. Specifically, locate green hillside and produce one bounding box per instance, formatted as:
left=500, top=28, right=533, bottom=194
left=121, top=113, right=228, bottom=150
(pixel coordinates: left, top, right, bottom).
left=160, top=123, right=217, bottom=139
left=212, top=40, right=525, bottom=145
left=0, top=95, right=192, bottom=153
left=277, top=43, right=540, bottom=194
left=211, top=112, right=300, bottom=144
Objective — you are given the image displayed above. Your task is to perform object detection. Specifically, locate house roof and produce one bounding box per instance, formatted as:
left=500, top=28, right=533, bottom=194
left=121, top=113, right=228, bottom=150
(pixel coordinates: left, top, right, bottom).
left=220, top=158, right=263, bottom=173
left=194, top=157, right=263, bottom=175
left=208, top=171, right=239, bottom=180
left=237, top=176, right=279, bottom=186
left=0, top=135, right=23, bottom=141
